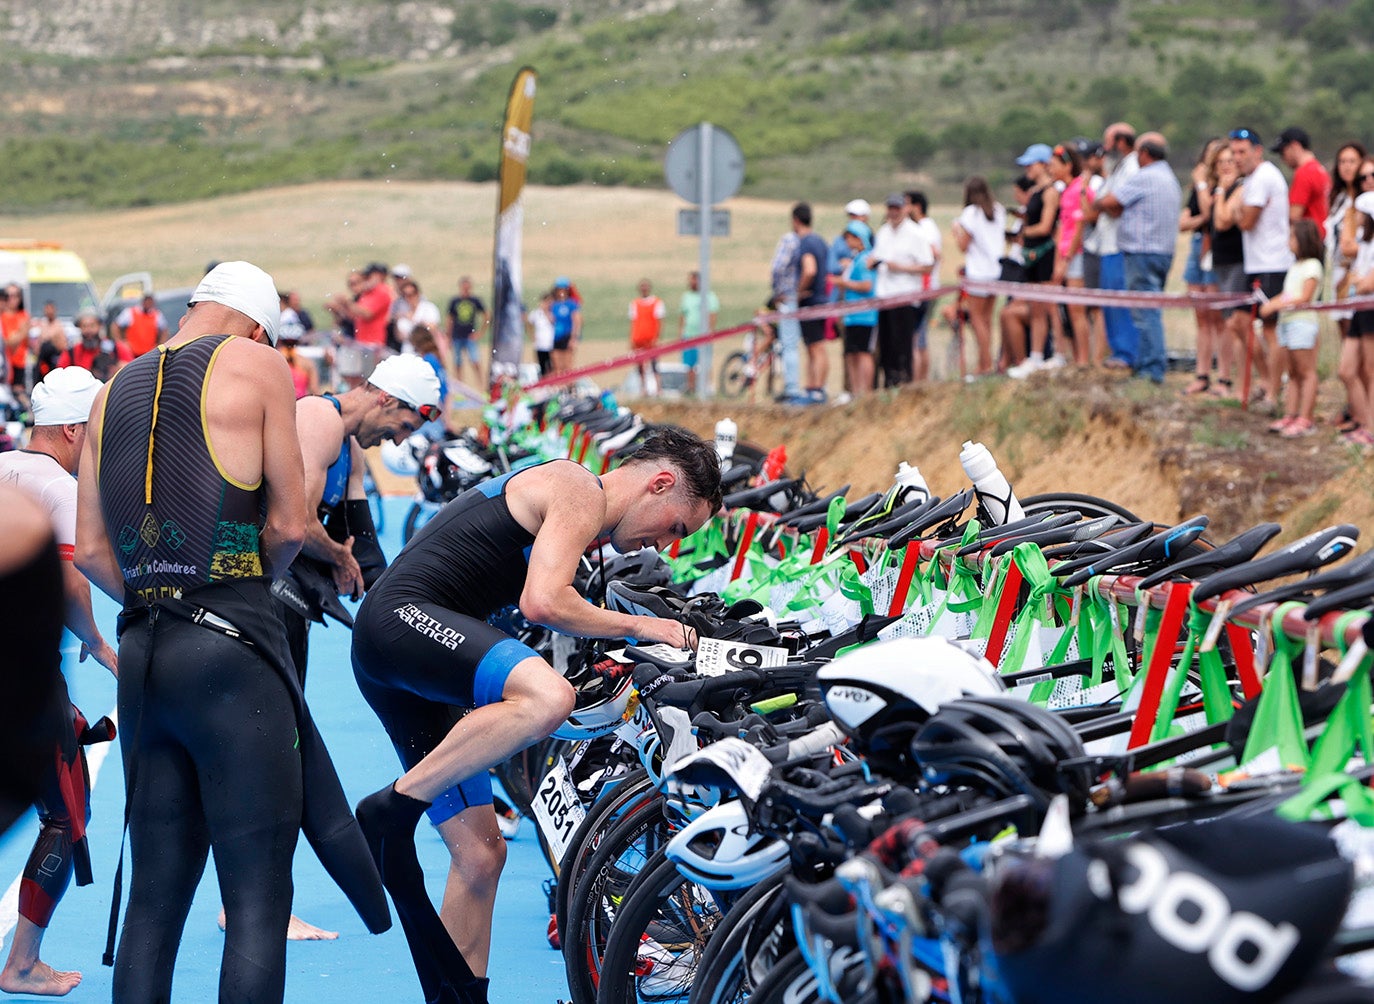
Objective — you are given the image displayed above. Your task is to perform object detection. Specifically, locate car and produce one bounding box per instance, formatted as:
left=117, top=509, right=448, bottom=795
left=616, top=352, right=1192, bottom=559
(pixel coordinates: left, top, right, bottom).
left=0, top=241, right=100, bottom=334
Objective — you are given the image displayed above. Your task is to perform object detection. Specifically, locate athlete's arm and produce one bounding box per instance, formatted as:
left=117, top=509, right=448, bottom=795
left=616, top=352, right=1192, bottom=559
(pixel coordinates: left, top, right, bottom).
left=74, top=386, right=126, bottom=603
left=519, top=471, right=695, bottom=648
left=295, top=399, right=364, bottom=597
left=62, top=563, right=117, bottom=675
left=256, top=350, right=308, bottom=577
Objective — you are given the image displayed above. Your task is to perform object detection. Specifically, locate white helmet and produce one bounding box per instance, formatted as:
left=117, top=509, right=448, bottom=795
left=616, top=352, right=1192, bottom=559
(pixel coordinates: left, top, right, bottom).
left=664, top=800, right=789, bottom=890
left=818, top=636, right=1004, bottom=758
left=551, top=668, right=636, bottom=741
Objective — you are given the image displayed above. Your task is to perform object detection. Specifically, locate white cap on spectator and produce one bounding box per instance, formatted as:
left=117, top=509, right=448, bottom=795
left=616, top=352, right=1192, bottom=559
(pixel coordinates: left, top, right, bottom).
left=844, top=199, right=871, bottom=217
left=31, top=366, right=103, bottom=425
left=191, top=261, right=280, bottom=345
left=392, top=263, right=413, bottom=279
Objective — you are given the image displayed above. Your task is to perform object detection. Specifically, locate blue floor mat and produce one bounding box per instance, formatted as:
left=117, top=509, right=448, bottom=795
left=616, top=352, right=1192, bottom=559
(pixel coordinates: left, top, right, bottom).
left=0, top=497, right=569, bottom=1002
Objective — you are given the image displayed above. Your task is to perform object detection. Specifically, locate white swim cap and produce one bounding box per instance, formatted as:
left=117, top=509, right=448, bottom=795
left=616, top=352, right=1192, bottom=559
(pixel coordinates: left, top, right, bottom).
left=368, top=354, right=443, bottom=410
left=190, top=261, right=280, bottom=345
left=31, top=366, right=103, bottom=425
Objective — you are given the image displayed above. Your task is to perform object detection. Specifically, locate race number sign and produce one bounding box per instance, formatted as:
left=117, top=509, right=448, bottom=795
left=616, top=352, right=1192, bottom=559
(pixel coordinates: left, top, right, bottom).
left=531, top=755, right=586, bottom=863
left=696, top=636, right=789, bottom=677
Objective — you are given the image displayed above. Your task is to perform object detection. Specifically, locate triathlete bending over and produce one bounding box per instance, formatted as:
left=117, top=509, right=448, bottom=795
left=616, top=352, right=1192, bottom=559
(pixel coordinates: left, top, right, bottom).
left=353, top=428, right=722, bottom=1004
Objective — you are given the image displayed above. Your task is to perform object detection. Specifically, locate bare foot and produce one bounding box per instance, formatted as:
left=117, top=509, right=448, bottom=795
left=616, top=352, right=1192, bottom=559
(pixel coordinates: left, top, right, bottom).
left=286, top=915, right=339, bottom=941
left=0, top=958, right=83, bottom=996
left=218, top=908, right=338, bottom=941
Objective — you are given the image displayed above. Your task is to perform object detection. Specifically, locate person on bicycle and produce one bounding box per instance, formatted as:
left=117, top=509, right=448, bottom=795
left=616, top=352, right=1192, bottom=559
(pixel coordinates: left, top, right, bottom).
left=351, top=428, right=722, bottom=1004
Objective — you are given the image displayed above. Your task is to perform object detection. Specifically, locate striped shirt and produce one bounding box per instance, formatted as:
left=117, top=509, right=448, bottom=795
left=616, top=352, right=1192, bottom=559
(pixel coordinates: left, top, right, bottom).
left=1113, top=160, right=1183, bottom=256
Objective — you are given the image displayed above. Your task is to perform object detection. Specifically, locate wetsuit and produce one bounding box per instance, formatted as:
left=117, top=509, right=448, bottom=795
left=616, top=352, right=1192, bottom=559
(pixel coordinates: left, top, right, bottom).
left=0, top=448, right=116, bottom=933
left=352, top=462, right=567, bottom=1004
left=272, top=393, right=386, bottom=684
left=97, top=335, right=388, bottom=1003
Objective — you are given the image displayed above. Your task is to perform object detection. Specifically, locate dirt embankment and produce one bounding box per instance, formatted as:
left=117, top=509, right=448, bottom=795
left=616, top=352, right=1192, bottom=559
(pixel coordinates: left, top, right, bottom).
left=635, top=370, right=1374, bottom=546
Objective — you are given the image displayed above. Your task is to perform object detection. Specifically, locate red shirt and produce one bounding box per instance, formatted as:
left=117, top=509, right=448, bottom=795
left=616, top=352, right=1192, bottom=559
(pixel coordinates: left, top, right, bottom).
left=1290, top=157, right=1331, bottom=241
left=353, top=284, right=393, bottom=346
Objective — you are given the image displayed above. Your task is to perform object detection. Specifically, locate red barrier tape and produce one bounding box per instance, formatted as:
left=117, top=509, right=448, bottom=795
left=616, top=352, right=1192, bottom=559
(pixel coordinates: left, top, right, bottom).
left=526, top=280, right=1374, bottom=391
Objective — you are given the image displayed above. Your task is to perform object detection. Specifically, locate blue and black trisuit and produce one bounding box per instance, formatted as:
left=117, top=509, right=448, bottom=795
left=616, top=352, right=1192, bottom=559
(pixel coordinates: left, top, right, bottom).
left=352, top=462, right=566, bottom=1004
left=96, top=334, right=389, bottom=1003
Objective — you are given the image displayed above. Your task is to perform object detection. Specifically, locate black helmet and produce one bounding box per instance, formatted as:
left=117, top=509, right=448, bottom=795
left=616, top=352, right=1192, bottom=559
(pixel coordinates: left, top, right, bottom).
left=909, top=697, right=1090, bottom=812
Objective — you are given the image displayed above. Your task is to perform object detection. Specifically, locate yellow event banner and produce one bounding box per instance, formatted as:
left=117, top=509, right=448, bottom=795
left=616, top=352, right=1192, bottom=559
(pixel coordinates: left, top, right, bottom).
left=491, top=66, right=537, bottom=375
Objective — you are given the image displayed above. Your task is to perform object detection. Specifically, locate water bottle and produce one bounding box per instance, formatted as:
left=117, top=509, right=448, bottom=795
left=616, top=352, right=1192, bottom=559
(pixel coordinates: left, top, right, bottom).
left=892, top=460, right=930, bottom=508
left=714, top=417, right=737, bottom=463
left=959, top=441, right=1024, bottom=526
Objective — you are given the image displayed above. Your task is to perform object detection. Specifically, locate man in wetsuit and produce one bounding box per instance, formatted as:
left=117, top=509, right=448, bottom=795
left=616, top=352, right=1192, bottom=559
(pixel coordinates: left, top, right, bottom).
left=75, top=261, right=389, bottom=1003
left=352, top=427, right=722, bottom=1004
left=275, top=353, right=443, bottom=684
left=0, top=367, right=115, bottom=997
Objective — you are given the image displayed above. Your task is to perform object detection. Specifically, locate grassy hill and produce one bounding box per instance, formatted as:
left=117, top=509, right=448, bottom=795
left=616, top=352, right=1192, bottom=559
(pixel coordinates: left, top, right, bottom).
left=2, top=0, right=1372, bottom=211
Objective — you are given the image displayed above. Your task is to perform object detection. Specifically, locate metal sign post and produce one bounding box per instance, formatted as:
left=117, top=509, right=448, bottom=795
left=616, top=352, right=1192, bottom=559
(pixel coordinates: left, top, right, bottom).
left=665, top=123, right=745, bottom=398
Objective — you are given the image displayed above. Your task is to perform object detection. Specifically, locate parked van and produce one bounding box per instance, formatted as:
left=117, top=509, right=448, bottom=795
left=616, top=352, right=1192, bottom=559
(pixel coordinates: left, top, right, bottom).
left=0, top=241, right=100, bottom=328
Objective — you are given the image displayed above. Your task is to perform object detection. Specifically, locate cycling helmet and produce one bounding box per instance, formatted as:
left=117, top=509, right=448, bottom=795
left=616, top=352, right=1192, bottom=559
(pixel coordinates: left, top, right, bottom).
left=909, top=697, right=1089, bottom=813
left=818, top=637, right=1005, bottom=759
left=594, top=549, right=675, bottom=595
left=551, top=662, right=635, bottom=740
left=665, top=800, right=789, bottom=890
left=380, top=432, right=428, bottom=476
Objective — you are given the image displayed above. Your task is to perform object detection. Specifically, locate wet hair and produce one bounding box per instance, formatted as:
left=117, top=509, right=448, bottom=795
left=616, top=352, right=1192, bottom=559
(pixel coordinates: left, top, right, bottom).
left=1291, top=218, right=1323, bottom=262
left=792, top=202, right=813, bottom=226
left=963, top=176, right=996, bottom=221
left=627, top=427, right=722, bottom=512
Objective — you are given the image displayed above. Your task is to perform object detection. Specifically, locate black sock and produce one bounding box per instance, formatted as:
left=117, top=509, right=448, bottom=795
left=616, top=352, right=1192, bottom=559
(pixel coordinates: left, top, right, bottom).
left=355, top=783, right=430, bottom=897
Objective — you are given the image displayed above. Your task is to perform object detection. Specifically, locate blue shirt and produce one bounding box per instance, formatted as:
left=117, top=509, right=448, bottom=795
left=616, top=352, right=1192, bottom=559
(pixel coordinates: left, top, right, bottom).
left=550, top=298, right=579, bottom=339
left=842, top=256, right=878, bottom=327
left=1113, top=160, right=1182, bottom=256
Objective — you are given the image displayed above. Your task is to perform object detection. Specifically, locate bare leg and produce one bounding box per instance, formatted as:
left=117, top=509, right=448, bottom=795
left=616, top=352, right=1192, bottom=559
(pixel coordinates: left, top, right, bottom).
left=0, top=918, right=82, bottom=997
left=969, top=296, right=994, bottom=374
left=395, top=658, right=574, bottom=804
left=1339, top=337, right=1371, bottom=428
left=436, top=807, right=507, bottom=978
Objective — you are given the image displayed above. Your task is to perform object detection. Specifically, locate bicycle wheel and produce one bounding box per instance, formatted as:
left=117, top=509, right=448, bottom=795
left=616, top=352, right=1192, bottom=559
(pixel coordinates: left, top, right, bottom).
left=402, top=499, right=439, bottom=543
left=1020, top=491, right=1141, bottom=523
left=595, top=850, right=732, bottom=1004
left=562, top=799, right=672, bottom=1004
left=556, top=769, right=657, bottom=943
left=718, top=352, right=751, bottom=399
left=687, top=871, right=789, bottom=1004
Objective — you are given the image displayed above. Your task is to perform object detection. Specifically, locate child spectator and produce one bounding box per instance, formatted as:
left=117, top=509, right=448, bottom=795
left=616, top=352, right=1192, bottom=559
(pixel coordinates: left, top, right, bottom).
left=1260, top=219, right=1324, bottom=437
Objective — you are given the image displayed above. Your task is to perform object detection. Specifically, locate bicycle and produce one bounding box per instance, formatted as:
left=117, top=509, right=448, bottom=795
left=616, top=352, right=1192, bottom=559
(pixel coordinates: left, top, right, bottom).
left=718, top=326, right=781, bottom=400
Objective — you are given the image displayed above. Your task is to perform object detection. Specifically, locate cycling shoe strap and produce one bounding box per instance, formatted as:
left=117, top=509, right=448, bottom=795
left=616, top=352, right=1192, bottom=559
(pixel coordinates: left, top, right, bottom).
left=1135, top=522, right=1282, bottom=591
left=1192, top=524, right=1360, bottom=604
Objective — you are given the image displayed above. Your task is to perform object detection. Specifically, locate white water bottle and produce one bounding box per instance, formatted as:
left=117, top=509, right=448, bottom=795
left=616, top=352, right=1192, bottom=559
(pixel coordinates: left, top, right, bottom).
left=960, top=441, right=1024, bottom=526
left=893, top=460, right=930, bottom=507
left=715, top=417, right=738, bottom=462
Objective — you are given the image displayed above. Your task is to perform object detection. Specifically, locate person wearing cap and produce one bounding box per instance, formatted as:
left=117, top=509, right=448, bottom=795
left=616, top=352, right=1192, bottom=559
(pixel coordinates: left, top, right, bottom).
left=833, top=221, right=879, bottom=399
left=0, top=366, right=114, bottom=997
left=1082, top=123, right=1141, bottom=368
left=829, top=198, right=872, bottom=278
left=870, top=192, right=934, bottom=387
left=76, top=261, right=390, bottom=1001
left=1272, top=126, right=1333, bottom=241
left=1229, top=126, right=1293, bottom=408
left=549, top=277, right=581, bottom=375
left=1006, top=144, right=1062, bottom=378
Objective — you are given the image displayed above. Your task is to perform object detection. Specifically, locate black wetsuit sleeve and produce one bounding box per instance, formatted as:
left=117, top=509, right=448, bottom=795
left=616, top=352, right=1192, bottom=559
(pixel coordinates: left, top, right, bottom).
left=343, top=498, right=388, bottom=588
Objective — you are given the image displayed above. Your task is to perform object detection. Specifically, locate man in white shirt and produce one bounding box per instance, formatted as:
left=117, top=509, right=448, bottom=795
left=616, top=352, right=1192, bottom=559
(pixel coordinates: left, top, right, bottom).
left=1081, top=122, right=1140, bottom=367
left=869, top=193, right=932, bottom=387
left=1229, top=127, right=1294, bottom=408
left=905, top=191, right=942, bottom=382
